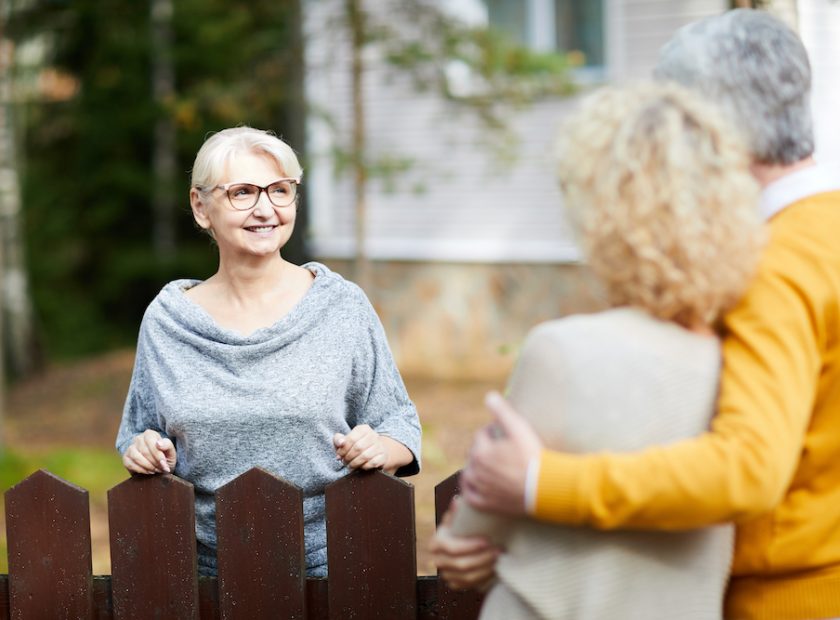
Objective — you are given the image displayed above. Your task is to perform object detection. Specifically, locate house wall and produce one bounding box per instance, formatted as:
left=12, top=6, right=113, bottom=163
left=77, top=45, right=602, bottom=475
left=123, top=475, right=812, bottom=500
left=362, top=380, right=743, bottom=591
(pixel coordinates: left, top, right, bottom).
left=306, top=1, right=840, bottom=380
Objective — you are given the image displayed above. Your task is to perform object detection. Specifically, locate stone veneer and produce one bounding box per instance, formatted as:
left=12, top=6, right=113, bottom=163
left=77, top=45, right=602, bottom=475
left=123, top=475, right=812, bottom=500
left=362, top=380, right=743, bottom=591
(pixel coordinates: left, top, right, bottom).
left=321, top=260, right=605, bottom=381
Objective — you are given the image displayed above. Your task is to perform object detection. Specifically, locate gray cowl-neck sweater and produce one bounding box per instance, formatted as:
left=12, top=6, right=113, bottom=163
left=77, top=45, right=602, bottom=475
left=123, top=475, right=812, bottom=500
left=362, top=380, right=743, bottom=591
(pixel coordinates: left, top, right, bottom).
left=116, top=262, right=421, bottom=576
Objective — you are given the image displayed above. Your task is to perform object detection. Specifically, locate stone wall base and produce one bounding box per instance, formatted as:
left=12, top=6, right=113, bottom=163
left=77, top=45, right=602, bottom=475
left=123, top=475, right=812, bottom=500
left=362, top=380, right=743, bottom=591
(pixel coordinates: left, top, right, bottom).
left=322, top=260, right=605, bottom=381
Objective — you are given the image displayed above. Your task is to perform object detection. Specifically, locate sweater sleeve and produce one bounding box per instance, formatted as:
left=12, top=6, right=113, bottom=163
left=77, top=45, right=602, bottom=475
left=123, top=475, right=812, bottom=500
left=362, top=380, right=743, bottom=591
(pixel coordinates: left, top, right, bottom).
left=533, top=252, right=821, bottom=529
left=115, top=314, right=169, bottom=455
left=347, top=288, right=422, bottom=477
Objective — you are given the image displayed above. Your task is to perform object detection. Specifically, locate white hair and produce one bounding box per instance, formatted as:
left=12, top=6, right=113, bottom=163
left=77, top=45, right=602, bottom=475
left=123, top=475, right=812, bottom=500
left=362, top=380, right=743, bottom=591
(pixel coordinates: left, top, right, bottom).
left=190, top=126, right=303, bottom=190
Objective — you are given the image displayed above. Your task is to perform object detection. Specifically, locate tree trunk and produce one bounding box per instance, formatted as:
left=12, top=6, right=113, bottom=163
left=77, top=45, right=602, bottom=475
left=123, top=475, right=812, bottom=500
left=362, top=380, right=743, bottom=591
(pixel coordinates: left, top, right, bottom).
left=0, top=28, right=37, bottom=385
left=277, top=0, right=309, bottom=266
left=151, top=0, right=176, bottom=260
left=0, top=1, right=7, bottom=451
left=348, top=0, right=372, bottom=292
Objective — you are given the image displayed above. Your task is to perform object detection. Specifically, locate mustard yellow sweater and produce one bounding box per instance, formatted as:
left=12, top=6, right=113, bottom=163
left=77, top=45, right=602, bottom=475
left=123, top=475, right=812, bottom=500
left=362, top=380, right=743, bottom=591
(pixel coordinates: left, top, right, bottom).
left=534, top=191, right=840, bottom=620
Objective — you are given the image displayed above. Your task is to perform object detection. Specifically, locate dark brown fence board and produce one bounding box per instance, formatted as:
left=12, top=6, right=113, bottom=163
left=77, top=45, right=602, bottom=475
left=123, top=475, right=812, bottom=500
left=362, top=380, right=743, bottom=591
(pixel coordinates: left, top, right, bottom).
left=0, top=468, right=493, bottom=619
left=198, top=578, right=219, bottom=620
left=305, top=579, right=329, bottom=620
left=434, top=471, right=461, bottom=526
left=417, top=576, right=439, bottom=620
left=0, top=575, right=9, bottom=620
left=93, top=576, right=113, bottom=620
left=325, top=470, right=417, bottom=619
left=108, top=474, right=198, bottom=619
left=434, top=471, right=484, bottom=620
left=216, top=467, right=306, bottom=619
left=5, top=469, right=93, bottom=619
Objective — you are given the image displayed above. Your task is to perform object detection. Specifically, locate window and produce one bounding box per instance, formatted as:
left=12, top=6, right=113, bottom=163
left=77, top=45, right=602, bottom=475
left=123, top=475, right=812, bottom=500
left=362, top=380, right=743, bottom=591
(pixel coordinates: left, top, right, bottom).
left=485, top=0, right=605, bottom=68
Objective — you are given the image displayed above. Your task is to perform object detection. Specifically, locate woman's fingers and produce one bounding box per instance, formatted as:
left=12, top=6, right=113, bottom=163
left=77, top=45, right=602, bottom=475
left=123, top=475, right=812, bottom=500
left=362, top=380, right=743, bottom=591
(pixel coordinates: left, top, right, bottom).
left=122, top=430, right=176, bottom=475
left=350, top=444, right=386, bottom=470
left=156, top=438, right=176, bottom=472
left=123, top=446, right=158, bottom=474
left=336, top=425, right=386, bottom=469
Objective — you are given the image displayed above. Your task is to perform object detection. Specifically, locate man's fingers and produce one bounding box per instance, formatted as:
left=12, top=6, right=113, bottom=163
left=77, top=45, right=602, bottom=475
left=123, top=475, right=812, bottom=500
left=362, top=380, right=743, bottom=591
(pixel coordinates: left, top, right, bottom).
left=484, top=391, right=526, bottom=438
left=460, top=479, right=491, bottom=511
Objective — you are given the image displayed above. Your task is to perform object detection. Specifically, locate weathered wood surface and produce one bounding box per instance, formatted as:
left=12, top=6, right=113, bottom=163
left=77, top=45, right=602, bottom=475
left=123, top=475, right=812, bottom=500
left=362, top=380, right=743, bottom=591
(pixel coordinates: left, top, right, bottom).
left=5, top=470, right=93, bottom=619
left=216, top=467, right=306, bottom=619
left=108, top=473, right=199, bottom=619
left=434, top=470, right=485, bottom=620
left=325, top=470, right=417, bottom=620
left=0, top=467, right=487, bottom=619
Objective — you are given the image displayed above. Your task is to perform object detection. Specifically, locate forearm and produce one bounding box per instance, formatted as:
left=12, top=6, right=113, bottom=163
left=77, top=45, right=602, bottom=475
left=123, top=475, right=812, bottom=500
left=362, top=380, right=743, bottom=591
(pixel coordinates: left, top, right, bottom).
left=533, top=429, right=790, bottom=529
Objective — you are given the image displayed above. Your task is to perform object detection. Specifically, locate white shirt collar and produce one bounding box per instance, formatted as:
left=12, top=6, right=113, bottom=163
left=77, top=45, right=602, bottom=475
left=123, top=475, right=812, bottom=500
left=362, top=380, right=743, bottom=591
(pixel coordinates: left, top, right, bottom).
left=760, top=161, right=840, bottom=221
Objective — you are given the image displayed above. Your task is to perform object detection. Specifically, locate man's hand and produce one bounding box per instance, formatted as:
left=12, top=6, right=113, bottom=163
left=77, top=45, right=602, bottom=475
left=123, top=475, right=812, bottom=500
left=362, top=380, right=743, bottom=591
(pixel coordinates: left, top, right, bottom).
left=429, top=498, right=500, bottom=591
left=460, top=391, right=543, bottom=516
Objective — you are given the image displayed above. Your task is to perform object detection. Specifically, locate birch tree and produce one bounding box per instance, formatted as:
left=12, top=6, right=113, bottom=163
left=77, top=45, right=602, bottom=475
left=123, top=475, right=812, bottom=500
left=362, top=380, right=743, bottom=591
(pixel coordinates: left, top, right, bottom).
left=0, top=4, right=37, bottom=383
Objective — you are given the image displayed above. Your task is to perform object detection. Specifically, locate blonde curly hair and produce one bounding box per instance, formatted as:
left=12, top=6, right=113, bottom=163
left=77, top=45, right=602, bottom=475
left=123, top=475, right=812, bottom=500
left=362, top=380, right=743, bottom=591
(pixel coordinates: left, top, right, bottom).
left=557, top=82, right=765, bottom=328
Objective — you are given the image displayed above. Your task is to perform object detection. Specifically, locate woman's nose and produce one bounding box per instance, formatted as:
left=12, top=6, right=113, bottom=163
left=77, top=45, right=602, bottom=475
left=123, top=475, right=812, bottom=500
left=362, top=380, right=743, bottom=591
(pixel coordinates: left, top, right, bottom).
left=252, top=191, right=273, bottom=215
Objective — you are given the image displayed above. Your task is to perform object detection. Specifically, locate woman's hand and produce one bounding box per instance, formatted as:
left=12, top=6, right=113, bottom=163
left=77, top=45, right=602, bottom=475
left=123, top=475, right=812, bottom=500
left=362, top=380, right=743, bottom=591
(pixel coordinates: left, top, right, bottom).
left=333, top=424, right=389, bottom=471
left=122, top=429, right=177, bottom=475
left=429, top=499, right=501, bottom=591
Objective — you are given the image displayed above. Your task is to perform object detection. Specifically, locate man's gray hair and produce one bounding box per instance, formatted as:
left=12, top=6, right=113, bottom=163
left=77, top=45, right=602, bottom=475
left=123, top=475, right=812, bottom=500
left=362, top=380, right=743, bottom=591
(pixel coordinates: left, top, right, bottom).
left=654, top=9, right=813, bottom=165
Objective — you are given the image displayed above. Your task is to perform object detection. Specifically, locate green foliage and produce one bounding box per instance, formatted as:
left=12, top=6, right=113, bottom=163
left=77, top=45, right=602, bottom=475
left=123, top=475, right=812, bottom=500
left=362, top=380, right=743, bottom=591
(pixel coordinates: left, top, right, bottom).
left=9, top=0, right=305, bottom=360
left=341, top=0, right=578, bottom=176
left=375, top=2, right=577, bottom=110
left=0, top=448, right=127, bottom=496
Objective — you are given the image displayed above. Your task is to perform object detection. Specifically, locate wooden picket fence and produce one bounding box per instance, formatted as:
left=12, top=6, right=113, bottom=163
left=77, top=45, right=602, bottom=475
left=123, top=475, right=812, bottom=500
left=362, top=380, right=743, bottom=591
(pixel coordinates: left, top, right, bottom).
left=1, top=468, right=485, bottom=619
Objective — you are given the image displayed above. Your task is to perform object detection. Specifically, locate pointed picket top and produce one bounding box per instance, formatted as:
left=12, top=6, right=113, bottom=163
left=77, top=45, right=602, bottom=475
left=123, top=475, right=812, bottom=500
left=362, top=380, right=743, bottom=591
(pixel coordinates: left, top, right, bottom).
left=108, top=474, right=198, bottom=620
left=434, top=469, right=463, bottom=526
left=216, top=467, right=306, bottom=620
left=432, top=469, right=485, bottom=619
left=5, top=469, right=93, bottom=620
left=325, top=469, right=416, bottom=620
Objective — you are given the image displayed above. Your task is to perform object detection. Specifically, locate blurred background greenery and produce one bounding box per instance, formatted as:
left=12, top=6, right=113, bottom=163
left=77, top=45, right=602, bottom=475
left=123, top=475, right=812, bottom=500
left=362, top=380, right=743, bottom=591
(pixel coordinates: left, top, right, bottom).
left=0, top=0, right=575, bottom=574
left=6, top=0, right=307, bottom=362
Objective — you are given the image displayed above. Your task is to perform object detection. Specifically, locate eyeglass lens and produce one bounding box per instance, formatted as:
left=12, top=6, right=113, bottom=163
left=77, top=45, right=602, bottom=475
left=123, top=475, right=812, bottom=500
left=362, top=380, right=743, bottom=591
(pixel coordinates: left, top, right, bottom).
left=227, top=181, right=296, bottom=210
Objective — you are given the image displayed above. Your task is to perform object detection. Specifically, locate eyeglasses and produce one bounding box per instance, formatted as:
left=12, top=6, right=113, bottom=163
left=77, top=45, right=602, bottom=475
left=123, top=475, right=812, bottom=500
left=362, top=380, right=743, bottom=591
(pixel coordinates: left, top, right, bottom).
left=205, top=176, right=302, bottom=210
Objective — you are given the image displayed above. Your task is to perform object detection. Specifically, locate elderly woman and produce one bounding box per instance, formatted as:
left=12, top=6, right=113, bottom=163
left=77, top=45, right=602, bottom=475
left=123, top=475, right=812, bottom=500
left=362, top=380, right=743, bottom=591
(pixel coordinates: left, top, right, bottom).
left=442, top=82, right=764, bottom=619
left=116, top=126, right=421, bottom=577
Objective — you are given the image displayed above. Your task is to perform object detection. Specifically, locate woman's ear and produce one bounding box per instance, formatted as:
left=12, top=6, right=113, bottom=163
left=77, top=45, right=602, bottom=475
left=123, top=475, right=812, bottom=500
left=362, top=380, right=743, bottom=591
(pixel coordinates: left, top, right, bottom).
left=190, top=188, right=212, bottom=230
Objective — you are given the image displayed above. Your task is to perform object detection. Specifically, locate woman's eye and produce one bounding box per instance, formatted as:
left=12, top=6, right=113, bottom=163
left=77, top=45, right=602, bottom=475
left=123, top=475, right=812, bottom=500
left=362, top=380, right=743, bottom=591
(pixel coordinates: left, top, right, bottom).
left=231, top=186, right=255, bottom=198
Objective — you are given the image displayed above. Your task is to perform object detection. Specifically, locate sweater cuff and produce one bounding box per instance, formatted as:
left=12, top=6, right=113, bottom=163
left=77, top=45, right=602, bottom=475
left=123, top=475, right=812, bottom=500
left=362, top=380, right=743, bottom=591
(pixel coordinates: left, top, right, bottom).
left=524, top=456, right=540, bottom=514
left=532, top=449, right=588, bottom=525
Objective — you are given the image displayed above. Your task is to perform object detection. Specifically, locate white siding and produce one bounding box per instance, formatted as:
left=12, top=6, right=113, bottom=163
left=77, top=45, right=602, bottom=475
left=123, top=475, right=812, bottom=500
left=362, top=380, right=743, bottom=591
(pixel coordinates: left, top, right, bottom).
left=608, top=0, right=726, bottom=80
left=799, top=0, right=840, bottom=166
left=304, top=0, right=726, bottom=263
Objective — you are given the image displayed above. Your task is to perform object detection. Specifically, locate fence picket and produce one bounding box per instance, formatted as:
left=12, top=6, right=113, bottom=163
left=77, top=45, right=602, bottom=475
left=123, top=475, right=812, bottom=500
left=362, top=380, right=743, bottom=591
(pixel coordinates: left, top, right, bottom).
left=4, top=469, right=93, bottom=619
left=434, top=470, right=484, bottom=620
left=0, top=467, right=495, bottom=619
left=0, top=576, right=8, bottom=620
left=108, top=474, right=198, bottom=619
left=216, top=467, right=306, bottom=619
left=325, top=470, right=416, bottom=619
